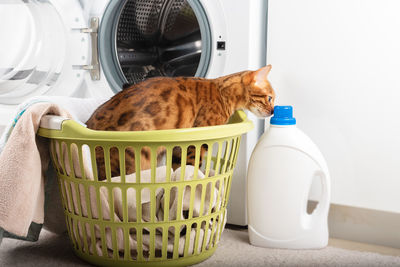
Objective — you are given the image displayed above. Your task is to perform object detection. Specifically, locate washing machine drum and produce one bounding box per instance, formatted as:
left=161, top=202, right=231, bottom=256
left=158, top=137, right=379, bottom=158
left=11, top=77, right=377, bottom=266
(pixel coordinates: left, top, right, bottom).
left=101, top=0, right=211, bottom=89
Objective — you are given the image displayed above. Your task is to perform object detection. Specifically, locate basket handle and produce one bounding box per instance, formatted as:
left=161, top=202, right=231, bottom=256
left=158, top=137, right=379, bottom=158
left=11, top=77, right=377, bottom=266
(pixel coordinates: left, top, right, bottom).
left=40, top=115, right=71, bottom=130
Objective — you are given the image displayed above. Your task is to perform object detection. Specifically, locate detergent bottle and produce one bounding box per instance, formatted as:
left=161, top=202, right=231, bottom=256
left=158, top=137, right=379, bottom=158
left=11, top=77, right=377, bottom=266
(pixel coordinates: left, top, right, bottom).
left=247, top=105, right=331, bottom=249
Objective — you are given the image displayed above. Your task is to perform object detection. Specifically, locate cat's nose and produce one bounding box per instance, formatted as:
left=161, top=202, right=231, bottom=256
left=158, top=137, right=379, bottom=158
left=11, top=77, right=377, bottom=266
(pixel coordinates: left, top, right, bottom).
left=271, top=108, right=274, bottom=115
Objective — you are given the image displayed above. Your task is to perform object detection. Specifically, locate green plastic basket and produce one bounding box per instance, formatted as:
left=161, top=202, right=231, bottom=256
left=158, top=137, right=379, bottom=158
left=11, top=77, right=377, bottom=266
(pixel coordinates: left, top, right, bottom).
left=38, top=110, right=253, bottom=267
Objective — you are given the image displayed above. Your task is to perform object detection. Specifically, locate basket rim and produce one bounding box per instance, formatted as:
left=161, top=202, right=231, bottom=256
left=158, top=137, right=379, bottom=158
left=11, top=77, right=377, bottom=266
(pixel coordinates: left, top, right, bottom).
left=37, top=110, right=254, bottom=143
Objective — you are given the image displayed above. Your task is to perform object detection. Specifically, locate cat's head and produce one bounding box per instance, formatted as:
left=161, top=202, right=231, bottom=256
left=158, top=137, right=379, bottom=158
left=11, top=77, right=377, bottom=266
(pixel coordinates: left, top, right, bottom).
left=246, top=65, right=275, bottom=118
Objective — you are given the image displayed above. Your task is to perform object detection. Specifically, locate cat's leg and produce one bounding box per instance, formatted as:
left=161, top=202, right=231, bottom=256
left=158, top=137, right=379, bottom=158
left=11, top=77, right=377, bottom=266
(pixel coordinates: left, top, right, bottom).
left=172, top=144, right=208, bottom=171
left=172, top=147, right=182, bottom=171
left=187, top=144, right=208, bottom=168
left=96, top=147, right=122, bottom=179
left=124, top=147, right=136, bottom=175
left=109, top=147, right=121, bottom=177
left=189, top=114, right=216, bottom=171
left=107, top=147, right=166, bottom=176
left=139, top=147, right=152, bottom=171
left=121, top=147, right=150, bottom=174
left=156, top=146, right=167, bottom=167
left=95, top=147, right=106, bottom=180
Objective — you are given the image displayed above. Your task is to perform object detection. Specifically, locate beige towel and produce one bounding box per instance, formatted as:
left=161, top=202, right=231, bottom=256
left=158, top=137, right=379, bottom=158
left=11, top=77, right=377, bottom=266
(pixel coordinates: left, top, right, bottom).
left=0, top=103, right=72, bottom=237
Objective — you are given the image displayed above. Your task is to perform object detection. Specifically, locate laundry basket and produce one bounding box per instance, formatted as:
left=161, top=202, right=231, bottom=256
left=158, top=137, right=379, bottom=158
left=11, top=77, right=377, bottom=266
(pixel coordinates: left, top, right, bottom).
left=37, top=111, right=253, bottom=267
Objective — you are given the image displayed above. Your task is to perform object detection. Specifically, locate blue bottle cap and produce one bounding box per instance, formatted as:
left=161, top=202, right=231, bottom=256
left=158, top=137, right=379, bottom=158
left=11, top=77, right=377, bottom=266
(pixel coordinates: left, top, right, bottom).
left=270, top=106, right=296, bottom=125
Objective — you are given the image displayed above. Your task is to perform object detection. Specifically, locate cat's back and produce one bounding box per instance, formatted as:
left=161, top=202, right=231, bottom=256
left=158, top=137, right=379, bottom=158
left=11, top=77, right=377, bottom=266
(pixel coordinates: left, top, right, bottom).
left=86, top=76, right=210, bottom=131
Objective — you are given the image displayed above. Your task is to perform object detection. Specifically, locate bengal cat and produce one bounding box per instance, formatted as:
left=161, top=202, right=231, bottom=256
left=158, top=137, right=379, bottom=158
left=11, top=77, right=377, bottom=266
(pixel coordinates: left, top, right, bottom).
left=86, top=65, right=275, bottom=180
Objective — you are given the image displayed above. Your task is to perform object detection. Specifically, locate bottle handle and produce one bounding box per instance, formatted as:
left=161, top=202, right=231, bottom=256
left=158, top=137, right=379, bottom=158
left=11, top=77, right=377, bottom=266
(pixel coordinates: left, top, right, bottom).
left=311, top=169, right=331, bottom=224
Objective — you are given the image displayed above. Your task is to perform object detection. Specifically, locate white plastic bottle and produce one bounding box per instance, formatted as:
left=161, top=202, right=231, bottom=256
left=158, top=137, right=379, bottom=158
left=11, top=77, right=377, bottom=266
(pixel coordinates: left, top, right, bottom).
left=247, top=106, right=331, bottom=249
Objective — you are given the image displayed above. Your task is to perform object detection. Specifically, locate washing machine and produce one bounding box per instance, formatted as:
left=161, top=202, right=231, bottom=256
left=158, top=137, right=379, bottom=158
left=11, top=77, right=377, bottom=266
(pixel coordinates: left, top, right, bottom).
left=0, top=0, right=268, bottom=226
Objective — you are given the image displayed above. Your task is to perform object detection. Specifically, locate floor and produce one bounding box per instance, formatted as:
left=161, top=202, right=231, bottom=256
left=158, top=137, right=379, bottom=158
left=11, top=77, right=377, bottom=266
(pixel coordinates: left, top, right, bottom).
left=328, top=238, right=400, bottom=258
left=1, top=226, right=400, bottom=266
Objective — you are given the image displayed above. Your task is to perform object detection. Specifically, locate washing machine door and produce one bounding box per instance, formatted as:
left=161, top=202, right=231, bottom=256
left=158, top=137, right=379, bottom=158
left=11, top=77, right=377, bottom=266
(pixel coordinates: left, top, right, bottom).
left=98, top=0, right=212, bottom=92
left=0, top=0, right=213, bottom=103
left=0, top=0, right=92, bottom=105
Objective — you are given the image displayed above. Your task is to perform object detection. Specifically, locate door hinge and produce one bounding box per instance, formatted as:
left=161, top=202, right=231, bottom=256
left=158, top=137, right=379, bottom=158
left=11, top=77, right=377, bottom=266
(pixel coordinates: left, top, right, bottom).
left=80, top=17, right=100, bottom=80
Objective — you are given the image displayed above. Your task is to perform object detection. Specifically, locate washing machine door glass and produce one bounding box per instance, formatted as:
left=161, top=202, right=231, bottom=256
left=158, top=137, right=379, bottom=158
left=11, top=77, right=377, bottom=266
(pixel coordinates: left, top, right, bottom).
left=99, top=0, right=211, bottom=92
left=0, top=0, right=66, bottom=105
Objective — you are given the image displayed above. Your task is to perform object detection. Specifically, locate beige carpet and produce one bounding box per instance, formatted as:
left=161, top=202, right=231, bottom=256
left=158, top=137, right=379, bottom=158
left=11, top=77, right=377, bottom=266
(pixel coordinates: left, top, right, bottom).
left=1, top=227, right=400, bottom=266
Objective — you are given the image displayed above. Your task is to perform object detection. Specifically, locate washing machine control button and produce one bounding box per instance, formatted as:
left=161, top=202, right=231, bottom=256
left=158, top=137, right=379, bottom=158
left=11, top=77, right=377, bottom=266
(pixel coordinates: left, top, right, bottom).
left=217, top=41, right=226, bottom=50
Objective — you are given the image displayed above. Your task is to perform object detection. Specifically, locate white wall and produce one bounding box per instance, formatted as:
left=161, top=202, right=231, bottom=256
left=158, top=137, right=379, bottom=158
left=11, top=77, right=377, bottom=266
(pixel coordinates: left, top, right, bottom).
left=267, top=0, right=400, bottom=213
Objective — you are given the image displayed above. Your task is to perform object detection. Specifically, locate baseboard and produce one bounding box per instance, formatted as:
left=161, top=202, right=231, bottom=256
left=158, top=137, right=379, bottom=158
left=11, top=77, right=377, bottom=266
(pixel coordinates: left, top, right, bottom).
left=312, top=202, right=400, bottom=249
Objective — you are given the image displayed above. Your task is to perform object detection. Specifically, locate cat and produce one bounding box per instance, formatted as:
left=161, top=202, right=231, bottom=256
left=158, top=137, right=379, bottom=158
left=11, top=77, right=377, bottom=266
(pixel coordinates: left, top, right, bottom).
left=86, top=65, right=275, bottom=180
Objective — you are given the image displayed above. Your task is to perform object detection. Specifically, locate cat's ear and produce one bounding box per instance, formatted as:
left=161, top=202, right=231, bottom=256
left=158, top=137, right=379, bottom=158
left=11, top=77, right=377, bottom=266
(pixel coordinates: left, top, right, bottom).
left=253, top=65, right=272, bottom=90
left=255, top=65, right=271, bottom=81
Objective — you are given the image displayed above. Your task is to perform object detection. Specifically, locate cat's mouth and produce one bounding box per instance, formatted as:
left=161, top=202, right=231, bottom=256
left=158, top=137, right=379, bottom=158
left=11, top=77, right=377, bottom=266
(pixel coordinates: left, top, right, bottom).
left=249, top=107, right=273, bottom=118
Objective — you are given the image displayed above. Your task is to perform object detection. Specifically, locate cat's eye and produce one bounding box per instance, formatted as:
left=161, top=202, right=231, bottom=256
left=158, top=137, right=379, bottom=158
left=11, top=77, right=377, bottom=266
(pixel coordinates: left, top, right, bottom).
left=268, top=96, right=273, bottom=102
